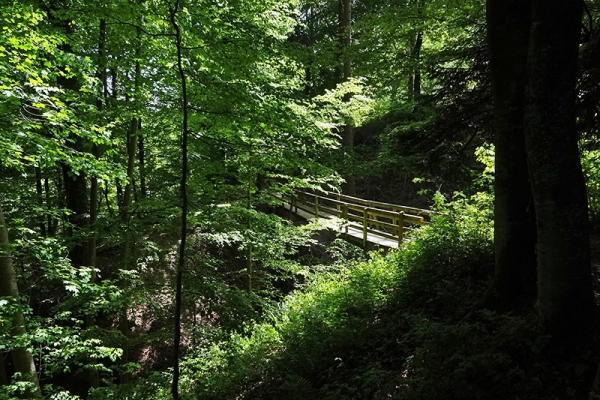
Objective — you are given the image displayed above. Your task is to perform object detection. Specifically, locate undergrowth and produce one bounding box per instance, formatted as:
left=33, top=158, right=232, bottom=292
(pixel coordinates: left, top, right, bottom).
left=91, top=191, right=597, bottom=400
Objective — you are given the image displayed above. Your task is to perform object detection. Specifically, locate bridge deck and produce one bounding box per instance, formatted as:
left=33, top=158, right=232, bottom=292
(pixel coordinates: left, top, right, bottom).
left=281, top=200, right=401, bottom=249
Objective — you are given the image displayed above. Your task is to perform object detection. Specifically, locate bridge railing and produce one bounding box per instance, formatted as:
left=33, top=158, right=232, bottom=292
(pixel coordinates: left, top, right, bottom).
left=282, top=190, right=432, bottom=247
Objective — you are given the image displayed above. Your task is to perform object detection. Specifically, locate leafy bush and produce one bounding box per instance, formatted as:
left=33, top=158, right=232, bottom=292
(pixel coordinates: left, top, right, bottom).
left=581, top=148, right=600, bottom=222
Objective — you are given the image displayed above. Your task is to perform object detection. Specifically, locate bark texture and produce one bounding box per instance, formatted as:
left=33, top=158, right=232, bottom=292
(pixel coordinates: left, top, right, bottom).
left=482, top=0, right=537, bottom=311
left=524, top=0, right=595, bottom=338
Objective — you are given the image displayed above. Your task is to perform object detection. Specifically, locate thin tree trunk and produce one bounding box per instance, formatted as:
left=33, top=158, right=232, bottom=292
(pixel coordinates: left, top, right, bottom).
left=138, top=132, right=147, bottom=199
left=122, top=119, right=138, bottom=222
left=0, top=204, right=41, bottom=398
left=54, top=174, right=64, bottom=237
left=87, top=145, right=100, bottom=388
left=247, top=188, right=253, bottom=293
left=407, top=31, right=423, bottom=99
left=86, top=17, right=108, bottom=389
left=44, top=177, right=55, bottom=237
left=104, top=185, right=114, bottom=218
left=481, top=0, right=536, bottom=311
left=525, top=0, right=595, bottom=340
left=169, top=2, right=188, bottom=398
left=34, top=167, right=46, bottom=237
left=116, top=180, right=124, bottom=212
left=118, top=85, right=141, bottom=387
left=341, top=0, right=355, bottom=196
left=412, top=32, right=422, bottom=97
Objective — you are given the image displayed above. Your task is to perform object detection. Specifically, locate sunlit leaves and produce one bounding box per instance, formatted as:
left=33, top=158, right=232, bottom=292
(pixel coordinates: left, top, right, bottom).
left=0, top=2, right=114, bottom=177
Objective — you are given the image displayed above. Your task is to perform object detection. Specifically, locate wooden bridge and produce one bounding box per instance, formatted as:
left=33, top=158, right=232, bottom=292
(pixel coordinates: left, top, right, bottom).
left=276, top=190, right=434, bottom=249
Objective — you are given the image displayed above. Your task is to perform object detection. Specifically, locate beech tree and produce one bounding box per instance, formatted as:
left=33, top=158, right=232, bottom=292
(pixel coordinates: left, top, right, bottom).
left=524, top=0, right=595, bottom=339
left=482, top=0, right=536, bottom=310
left=486, top=0, right=596, bottom=341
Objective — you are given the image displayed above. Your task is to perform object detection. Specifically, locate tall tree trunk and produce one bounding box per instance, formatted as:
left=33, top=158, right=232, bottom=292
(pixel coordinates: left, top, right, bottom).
left=86, top=17, right=108, bottom=389
left=62, top=154, right=90, bottom=269
left=0, top=204, right=41, bottom=398
left=54, top=14, right=90, bottom=270
left=341, top=0, right=355, bottom=196
left=87, top=148, right=100, bottom=388
left=169, top=2, right=188, bottom=398
left=247, top=188, right=253, bottom=293
left=138, top=130, right=147, bottom=199
left=116, top=180, right=124, bottom=211
left=525, top=0, right=595, bottom=340
left=122, top=119, right=138, bottom=227
left=118, top=39, right=142, bottom=386
left=118, top=117, right=137, bottom=385
left=412, top=31, right=422, bottom=97
left=34, top=167, right=46, bottom=237
left=54, top=174, right=65, bottom=237
left=103, top=185, right=114, bottom=218
left=408, top=31, right=423, bottom=99
left=44, top=177, right=55, bottom=236
left=481, top=0, right=536, bottom=311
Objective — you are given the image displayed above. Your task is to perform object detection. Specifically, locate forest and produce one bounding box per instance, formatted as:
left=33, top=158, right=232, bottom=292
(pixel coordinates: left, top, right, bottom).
left=3, top=0, right=600, bottom=398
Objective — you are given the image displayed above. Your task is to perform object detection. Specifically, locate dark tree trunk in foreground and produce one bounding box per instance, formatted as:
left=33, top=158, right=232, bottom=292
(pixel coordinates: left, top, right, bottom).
left=482, top=0, right=537, bottom=311
left=484, top=0, right=596, bottom=344
left=525, top=0, right=595, bottom=340
left=0, top=205, right=41, bottom=397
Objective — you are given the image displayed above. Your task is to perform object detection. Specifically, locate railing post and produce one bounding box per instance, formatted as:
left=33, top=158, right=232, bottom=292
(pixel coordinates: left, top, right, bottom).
left=363, top=207, right=370, bottom=247
left=315, top=196, right=319, bottom=219
left=337, top=195, right=341, bottom=213
left=343, top=204, right=348, bottom=234
left=397, top=211, right=405, bottom=247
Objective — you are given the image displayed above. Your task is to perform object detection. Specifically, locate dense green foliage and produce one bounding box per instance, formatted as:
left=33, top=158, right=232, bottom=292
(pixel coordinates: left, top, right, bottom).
left=3, top=0, right=600, bottom=398
left=90, top=191, right=597, bottom=399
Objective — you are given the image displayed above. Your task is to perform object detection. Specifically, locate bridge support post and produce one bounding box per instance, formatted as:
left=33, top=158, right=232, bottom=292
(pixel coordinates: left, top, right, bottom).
left=397, top=211, right=405, bottom=247
left=315, top=196, right=319, bottom=219
left=343, top=204, right=348, bottom=234
left=363, top=207, right=370, bottom=247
